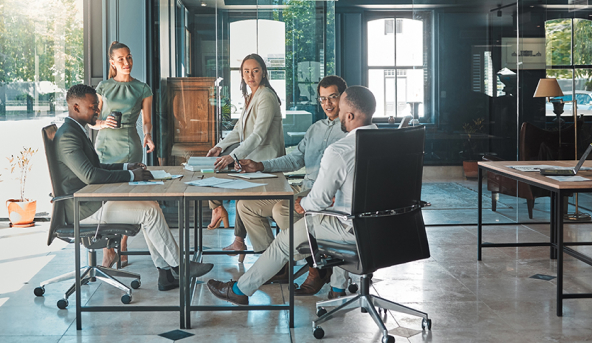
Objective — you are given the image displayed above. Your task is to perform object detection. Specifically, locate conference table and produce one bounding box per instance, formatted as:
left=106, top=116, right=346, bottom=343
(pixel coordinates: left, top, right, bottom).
left=73, top=166, right=295, bottom=330
left=477, top=160, right=592, bottom=316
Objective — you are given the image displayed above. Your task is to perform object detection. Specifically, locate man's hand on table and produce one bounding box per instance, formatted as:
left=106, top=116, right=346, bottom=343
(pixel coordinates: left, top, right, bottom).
left=127, top=162, right=147, bottom=170
left=237, top=159, right=264, bottom=173
left=132, top=168, right=153, bottom=181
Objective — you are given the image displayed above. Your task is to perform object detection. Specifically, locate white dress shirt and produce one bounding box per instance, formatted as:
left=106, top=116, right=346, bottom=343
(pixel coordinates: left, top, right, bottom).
left=300, top=124, right=378, bottom=228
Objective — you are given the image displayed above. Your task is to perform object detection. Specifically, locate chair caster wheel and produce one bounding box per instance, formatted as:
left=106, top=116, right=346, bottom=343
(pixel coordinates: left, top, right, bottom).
left=131, top=279, right=141, bottom=289
left=34, top=286, right=45, bottom=296
left=422, top=318, right=432, bottom=330
left=313, top=326, right=325, bottom=339
left=348, top=283, right=358, bottom=293
left=382, top=335, right=395, bottom=343
left=316, top=307, right=327, bottom=317
left=121, top=294, right=132, bottom=304
left=57, top=299, right=68, bottom=309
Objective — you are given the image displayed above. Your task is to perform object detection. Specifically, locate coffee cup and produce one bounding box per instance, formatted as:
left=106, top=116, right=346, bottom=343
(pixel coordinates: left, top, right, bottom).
left=111, top=111, right=122, bottom=129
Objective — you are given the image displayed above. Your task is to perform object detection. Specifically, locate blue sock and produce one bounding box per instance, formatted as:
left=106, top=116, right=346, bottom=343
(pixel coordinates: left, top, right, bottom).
left=332, top=287, right=345, bottom=293
left=233, top=282, right=245, bottom=296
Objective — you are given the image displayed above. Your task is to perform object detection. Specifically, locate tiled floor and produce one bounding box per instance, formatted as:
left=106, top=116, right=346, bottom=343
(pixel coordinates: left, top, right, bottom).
left=2, top=182, right=592, bottom=342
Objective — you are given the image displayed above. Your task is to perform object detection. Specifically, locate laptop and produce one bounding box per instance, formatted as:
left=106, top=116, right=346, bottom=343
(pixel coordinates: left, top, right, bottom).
left=398, top=115, right=413, bottom=129
left=539, top=143, right=592, bottom=176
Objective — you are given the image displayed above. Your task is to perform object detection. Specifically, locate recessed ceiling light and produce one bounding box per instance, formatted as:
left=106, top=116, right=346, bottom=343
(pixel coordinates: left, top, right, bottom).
left=201, top=1, right=206, bottom=6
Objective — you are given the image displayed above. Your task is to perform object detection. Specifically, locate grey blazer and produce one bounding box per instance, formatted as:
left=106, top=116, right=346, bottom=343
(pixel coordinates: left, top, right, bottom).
left=216, top=86, right=286, bottom=161
left=54, top=118, right=131, bottom=223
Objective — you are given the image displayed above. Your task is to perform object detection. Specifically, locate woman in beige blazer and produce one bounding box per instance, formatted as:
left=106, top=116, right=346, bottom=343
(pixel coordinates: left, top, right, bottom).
left=205, top=53, right=285, bottom=229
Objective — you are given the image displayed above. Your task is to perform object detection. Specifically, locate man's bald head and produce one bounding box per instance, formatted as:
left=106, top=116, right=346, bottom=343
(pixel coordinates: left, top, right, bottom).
left=342, top=86, right=375, bottom=125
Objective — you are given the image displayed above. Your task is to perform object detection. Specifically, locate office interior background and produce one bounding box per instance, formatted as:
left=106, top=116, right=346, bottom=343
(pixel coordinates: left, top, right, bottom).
left=4, top=0, right=592, bottom=341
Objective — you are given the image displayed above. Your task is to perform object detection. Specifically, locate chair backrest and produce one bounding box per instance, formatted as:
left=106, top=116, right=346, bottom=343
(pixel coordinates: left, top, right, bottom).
left=42, top=124, right=67, bottom=246
left=520, top=122, right=577, bottom=161
left=349, top=126, right=430, bottom=274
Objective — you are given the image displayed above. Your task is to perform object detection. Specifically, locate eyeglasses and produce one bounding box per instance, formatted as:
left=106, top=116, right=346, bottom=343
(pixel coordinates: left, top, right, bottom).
left=319, top=93, right=340, bottom=104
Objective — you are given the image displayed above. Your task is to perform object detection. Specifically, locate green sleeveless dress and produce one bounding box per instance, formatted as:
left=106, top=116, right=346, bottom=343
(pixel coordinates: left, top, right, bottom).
left=95, top=78, right=153, bottom=163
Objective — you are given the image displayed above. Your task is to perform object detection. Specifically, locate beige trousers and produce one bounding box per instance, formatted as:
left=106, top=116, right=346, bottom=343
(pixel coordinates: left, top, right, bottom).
left=237, top=214, right=353, bottom=296
left=237, top=184, right=303, bottom=252
left=80, top=201, right=180, bottom=269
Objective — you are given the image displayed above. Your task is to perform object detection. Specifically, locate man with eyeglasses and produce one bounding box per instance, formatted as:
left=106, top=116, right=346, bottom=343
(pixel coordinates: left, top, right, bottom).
left=224, top=75, right=348, bottom=296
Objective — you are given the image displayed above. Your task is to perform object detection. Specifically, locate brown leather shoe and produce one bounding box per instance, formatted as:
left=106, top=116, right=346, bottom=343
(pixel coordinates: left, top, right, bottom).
left=294, top=267, right=332, bottom=296
left=328, top=289, right=346, bottom=299
left=264, top=263, right=290, bottom=285
left=207, top=279, right=249, bottom=305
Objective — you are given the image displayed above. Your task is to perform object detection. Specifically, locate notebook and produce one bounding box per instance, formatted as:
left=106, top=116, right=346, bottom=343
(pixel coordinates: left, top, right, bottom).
left=230, top=172, right=278, bottom=180
left=539, top=143, right=592, bottom=176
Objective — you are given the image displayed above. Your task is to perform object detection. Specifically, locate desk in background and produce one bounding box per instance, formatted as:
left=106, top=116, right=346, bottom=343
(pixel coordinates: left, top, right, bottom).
left=478, top=160, right=592, bottom=316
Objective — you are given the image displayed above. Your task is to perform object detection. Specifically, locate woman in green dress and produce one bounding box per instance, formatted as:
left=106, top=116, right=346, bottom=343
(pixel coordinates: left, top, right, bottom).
left=90, top=41, right=155, bottom=268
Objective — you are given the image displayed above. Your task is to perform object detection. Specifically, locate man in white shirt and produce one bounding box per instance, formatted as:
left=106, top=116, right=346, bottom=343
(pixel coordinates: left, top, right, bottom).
left=223, top=76, right=347, bottom=295
left=206, top=86, right=378, bottom=304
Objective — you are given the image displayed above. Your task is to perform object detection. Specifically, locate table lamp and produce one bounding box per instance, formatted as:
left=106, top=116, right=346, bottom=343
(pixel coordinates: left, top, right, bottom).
left=534, top=78, right=565, bottom=158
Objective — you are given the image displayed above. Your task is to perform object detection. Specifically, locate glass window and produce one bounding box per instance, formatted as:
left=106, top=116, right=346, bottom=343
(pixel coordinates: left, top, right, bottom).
left=366, top=15, right=429, bottom=120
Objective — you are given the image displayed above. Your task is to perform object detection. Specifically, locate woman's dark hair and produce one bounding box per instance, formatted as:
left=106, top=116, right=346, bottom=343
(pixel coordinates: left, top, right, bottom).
left=240, top=53, right=281, bottom=105
left=108, top=41, right=131, bottom=79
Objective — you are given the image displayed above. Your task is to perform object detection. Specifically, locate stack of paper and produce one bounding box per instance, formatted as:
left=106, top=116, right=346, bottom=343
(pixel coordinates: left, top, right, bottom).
left=230, top=172, right=278, bottom=180
left=150, top=170, right=173, bottom=180
left=184, top=157, right=218, bottom=172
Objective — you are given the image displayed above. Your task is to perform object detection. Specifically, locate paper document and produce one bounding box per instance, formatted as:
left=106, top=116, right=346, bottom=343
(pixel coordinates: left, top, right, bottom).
left=150, top=170, right=172, bottom=180
left=509, top=165, right=592, bottom=172
left=184, top=157, right=218, bottom=172
left=508, top=165, right=558, bottom=172
left=215, top=180, right=266, bottom=189
left=129, top=181, right=165, bottom=185
left=185, top=177, right=233, bottom=187
left=546, top=176, right=591, bottom=182
left=185, top=177, right=264, bottom=189
left=230, top=172, right=278, bottom=180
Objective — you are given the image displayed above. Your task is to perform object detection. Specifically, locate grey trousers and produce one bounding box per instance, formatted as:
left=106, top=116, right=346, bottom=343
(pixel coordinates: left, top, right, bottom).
left=236, top=184, right=303, bottom=252
left=237, top=214, right=353, bottom=296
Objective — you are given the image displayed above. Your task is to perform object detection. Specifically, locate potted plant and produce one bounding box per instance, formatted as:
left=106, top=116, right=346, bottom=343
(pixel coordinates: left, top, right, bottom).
left=6, top=147, right=38, bottom=227
left=460, top=117, right=485, bottom=179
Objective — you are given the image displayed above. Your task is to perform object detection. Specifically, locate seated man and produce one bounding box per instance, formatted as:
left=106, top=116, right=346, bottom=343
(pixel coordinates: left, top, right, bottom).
left=224, top=75, right=348, bottom=295
left=56, top=84, right=213, bottom=291
left=207, top=86, right=377, bottom=304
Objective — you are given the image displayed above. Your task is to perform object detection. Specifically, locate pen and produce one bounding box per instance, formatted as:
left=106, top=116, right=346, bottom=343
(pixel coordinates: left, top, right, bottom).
left=201, top=175, right=204, bottom=180
left=233, top=154, right=242, bottom=171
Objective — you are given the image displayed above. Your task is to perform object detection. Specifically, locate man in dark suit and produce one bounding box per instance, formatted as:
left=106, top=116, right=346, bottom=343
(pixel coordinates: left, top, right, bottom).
left=56, top=84, right=213, bottom=291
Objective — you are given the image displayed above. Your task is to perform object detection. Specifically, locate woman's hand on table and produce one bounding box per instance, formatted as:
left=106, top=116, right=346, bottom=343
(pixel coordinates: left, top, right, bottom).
left=206, top=146, right=222, bottom=157
left=214, top=155, right=234, bottom=171
left=143, top=133, right=155, bottom=153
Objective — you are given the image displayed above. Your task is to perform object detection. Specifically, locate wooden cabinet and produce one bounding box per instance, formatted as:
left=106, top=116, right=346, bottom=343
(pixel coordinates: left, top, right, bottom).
left=167, top=77, right=216, bottom=165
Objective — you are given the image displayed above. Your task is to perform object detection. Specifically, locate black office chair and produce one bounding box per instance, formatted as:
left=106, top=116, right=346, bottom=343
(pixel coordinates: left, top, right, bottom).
left=298, top=126, right=432, bottom=343
left=34, top=124, right=142, bottom=308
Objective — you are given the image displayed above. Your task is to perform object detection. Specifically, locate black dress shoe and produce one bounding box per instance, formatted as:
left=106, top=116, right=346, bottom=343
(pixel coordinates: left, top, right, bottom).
left=158, top=268, right=179, bottom=291
left=207, top=279, right=249, bottom=305
left=171, top=262, right=214, bottom=279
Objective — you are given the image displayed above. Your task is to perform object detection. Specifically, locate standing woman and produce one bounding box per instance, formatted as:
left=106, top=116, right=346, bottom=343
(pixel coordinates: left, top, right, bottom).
left=91, top=41, right=155, bottom=268
left=206, top=53, right=285, bottom=231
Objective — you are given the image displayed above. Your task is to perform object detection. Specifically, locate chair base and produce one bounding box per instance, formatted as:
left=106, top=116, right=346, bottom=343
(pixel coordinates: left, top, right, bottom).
left=34, top=250, right=141, bottom=308
left=312, top=275, right=430, bottom=341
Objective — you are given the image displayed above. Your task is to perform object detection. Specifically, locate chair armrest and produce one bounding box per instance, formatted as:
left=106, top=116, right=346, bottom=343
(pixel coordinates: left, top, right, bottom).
left=305, top=210, right=353, bottom=221
left=50, top=194, right=73, bottom=203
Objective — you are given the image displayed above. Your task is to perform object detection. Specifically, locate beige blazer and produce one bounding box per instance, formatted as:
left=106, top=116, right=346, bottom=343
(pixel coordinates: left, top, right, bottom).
left=216, top=86, right=285, bottom=161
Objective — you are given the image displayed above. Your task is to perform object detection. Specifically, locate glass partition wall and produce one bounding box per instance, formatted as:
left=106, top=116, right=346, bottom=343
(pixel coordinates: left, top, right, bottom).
left=153, top=0, right=335, bottom=167
left=149, top=0, right=592, bottom=227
